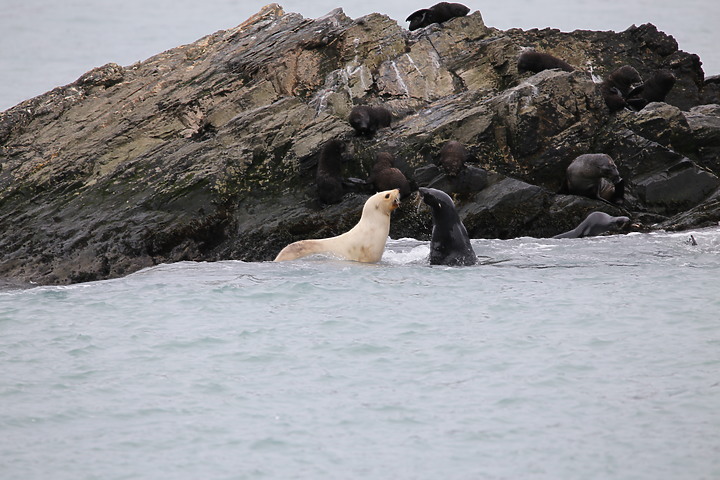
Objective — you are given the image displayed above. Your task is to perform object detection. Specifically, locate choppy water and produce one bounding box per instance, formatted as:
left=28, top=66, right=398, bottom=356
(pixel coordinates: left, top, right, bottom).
left=2, top=228, right=719, bottom=479
left=1, top=0, right=719, bottom=111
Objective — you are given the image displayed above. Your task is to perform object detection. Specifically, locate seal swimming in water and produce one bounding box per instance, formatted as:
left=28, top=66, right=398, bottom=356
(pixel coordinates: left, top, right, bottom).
left=517, top=51, right=574, bottom=74
left=369, top=152, right=412, bottom=198
left=419, top=187, right=477, bottom=266
left=562, top=153, right=623, bottom=203
left=274, top=189, right=401, bottom=263
left=348, top=105, right=392, bottom=136
left=553, top=211, right=630, bottom=239
left=600, top=65, right=643, bottom=112
left=316, top=139, right=347, bottom=204
left=626, top=69, right=676, bottom=110
left=406, top=2, right=470, bottom=31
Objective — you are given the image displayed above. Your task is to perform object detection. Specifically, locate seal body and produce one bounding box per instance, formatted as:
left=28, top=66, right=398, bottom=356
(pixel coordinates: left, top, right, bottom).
left=369, top=152, right=411, bottom=198
left=564, top=153, right=622, bottom=202
left=406, top=2, right=470, bottom=31
left=274, top=189, right=401, bottom=263
left=517, top=51, right=574, bottom=74
left=627, top=69, right=676, bottom=110
left=437, top=140, right=468, bottom=176
left=600, top=65, right=643, bottom=112
left=419, top=187, right=476, bottom=266
left=349, top=106, right=392, bottom=136
left=553, top=211, right=630, bottom=238
left=316, top=139, right=347, bottom=204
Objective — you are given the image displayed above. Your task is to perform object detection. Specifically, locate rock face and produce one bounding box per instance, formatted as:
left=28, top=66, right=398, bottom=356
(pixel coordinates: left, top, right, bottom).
left=1, top=4, right=719, bottom=285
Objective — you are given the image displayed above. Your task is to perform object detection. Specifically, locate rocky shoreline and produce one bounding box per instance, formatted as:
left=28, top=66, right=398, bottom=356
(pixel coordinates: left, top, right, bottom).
left=1, top=3, right=719, bottom=285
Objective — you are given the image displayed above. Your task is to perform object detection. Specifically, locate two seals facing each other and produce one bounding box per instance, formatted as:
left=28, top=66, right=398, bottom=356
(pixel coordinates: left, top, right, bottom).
left=274, top=189, right=401, bottom=263
left=553, top=211, right=630, bottom=239
left=419, top=187, right=477, bottom=266
left=406, top=2, right=470, bottom=31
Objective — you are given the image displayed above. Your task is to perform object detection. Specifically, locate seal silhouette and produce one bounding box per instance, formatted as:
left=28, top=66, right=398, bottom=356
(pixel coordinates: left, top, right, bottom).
left=419, top=187, right=476, bottom=266
left=316, top=139, right=347, bottom=204
left=406, top=2, right=470, bottom=31
left=517, top=51, right=574, bottom=74
left=553, top=211, right=630, bottom=238
left=274, top=189, right=401, bottom=263
left=348, top=105, right=392, bottom=136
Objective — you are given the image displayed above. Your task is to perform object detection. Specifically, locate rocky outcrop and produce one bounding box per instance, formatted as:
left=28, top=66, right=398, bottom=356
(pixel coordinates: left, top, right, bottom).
left=1, top=4, right=719, bottom=285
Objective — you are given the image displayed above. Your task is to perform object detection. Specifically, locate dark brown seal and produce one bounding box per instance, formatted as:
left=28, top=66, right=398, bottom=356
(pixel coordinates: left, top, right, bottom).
left=600, top=65, right=643, bottom=112
left=517, top=51, right=574, bottom=74
left=563, top=153, right=623, bottom=203
left=316, top=139, right=347, bottom=204
left=369, top=152, right=411, bottom=198
left=626, top=69, right=676, bottom=110
left=348, top=105, right=392, bottom=136
left=406, top=2, right=470, bottom=31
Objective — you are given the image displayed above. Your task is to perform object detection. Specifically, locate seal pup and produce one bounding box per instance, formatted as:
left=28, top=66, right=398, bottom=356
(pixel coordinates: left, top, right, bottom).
left=626, top=69, right=676, bottom=110
left=600, top=65, right=643, bottom=112
left=368, top=152, right=412, bottom=198
left=406, top=2, right=470, bottom=31
left=517, top=51, right=574, bottom=74
left=274, top=189, right=401, bottom=263
left=316, top=139, right=347, bottom=204
left=553, top=211, right=630, bottom=239
left=418, top=187, right=477, bottom=266
left=437, top=140, right=469, bottom=176
left=348, top=105, right=392, bottom=136
left=563, top=153, right=623, bottom=203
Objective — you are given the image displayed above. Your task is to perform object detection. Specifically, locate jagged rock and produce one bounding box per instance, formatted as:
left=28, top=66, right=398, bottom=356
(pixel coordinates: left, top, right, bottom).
left=0, top=4, right=717, bottom=285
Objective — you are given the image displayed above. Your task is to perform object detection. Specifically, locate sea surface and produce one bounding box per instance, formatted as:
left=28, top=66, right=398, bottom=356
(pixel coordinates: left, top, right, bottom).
left=2, top=229, right=720, bottom=479
left=1, top=0, right=719, bottom=111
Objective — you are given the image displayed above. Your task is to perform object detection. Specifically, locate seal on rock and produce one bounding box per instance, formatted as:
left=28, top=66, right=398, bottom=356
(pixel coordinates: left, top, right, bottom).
left=406, top=2, right=470, bottom=31
left=437, top=140, right=469, bottom=176
left=274, top=189, right=401, bottom=263
left=316, top=139, right=347, bottom=204
left=562, top=153, right=623, bottom=203
left=419, top=187, right=477, bottom=266
left=517, top=51, right=574, bottom=74
left=369, top=152, right=412, bottom=198
left=553, top=211, right=630, bottom=238
left=600, top=65, right=643, bottom=112
left=626, top=69, right=676, bottom=110
left=349, top=105, right=392, bottom=136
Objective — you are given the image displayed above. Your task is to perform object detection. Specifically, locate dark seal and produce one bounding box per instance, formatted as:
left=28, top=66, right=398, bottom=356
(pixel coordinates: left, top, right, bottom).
left=369, top=152, right=412, bottom=198
left=600, top=65, right=643, bottom=112
left=626, top=69, right=676, bottom=110
left=562, top=153, right=623, bottom=203
left=349, top=105, right=392, bottom=136
left=419, top=187, right=477, bottom=266
left=437, top=140, right=468, bottom=176
left=406, top=2, right=470, bottom=31
left=553, top=211, right=630, bottom=239
left=517, top=51, right=574, bottom=74
left=316, top=139, right=347, bottom=204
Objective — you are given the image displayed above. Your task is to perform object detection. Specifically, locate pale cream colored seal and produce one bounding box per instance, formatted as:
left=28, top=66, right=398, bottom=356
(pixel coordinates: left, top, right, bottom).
left=274, top=189, right=401, bottom=262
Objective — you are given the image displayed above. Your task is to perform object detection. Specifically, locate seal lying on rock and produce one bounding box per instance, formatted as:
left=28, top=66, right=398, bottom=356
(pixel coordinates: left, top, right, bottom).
left=274, top=189, right=401, bottom=263
left=406, top=2, right=470, bottom=31
left=626, top=69, right=676, bottom=110
left=349, top=105, right=392, bottom=136
left=553, top=211, right=630, bottom=238
left=517, top=51, right=574, bottom=74
left=316, top=139, right=347, bottom=204
left=562, top=153, right=623, bottom=203
left=600, top=65, right=643, bottom=112
left=419, top=187, right=477, bottom=266
left=369, top=152, right=412, bottom=198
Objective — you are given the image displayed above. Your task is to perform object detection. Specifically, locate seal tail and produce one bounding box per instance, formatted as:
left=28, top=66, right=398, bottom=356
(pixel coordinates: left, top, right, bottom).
left=274, top=239, right=328, bottom=262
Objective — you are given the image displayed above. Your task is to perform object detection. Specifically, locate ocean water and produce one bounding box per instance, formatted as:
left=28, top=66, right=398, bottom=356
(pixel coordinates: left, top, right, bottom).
left=2, top=229, right=719, bottom=479
left=1, top=0, right=719, bottom=111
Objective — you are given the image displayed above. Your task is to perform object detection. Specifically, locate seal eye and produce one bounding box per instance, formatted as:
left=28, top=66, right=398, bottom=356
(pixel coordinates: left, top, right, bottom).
left=385, top=193, right=390, bottom=199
